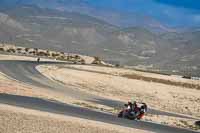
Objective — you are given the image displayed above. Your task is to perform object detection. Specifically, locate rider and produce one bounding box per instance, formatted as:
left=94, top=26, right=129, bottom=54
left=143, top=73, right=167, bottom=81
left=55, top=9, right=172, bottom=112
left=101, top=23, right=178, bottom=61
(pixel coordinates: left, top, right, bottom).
left=127, top=101, right=133, bottom=111
left=126, top=101, right=138, bottom=111
left=127, top=101, right=140, bottom=116
left=37, top=57, right=40, bottom=63
left=133, top=101, right=139, bottom=113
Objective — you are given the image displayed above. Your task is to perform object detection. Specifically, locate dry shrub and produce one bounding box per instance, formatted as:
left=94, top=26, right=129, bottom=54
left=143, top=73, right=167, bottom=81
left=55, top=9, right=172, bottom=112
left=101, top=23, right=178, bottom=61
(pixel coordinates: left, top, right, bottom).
left=16, top=48, right=22, bottom=51
left=80, top=59, right=86, bottom=64
left=92, top=56, right=102, bottom=65
left=29, top=51, right=36, bottom=55
left=74, top=55, right=81, bottom=59
left=36, top=51, right=48, bottom=56
left=56, top=56, right=65, bottom=61
left=25, top=48, right=30, bottom=52
left=0, top=48, right=4, bottom=51
left=6, top=48, right=16, bottom=53
left=52, top=53, right=60, bottom=57
left=46, top=50, right=51, bottom=56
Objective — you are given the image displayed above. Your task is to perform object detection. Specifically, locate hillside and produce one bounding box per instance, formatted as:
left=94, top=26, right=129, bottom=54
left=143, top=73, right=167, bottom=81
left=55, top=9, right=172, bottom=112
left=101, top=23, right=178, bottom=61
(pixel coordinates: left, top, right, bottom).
left=0, top=0, right=169, bottom=32
left=160, top=31, right=200, bottom=76
left=0, top=5, right=199, bottom=76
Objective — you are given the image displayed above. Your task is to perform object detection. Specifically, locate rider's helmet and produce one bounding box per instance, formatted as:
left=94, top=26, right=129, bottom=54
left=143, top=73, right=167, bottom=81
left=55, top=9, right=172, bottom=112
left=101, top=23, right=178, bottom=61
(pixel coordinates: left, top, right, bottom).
left=133, top=101, right=137, bottom=106
left=128, top=100, right=132, bottom=104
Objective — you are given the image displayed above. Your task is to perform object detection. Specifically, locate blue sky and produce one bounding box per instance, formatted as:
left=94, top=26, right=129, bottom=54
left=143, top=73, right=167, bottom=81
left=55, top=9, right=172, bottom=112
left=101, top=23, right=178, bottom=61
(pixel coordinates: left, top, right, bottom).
left=85, top=0, right=200, bottom=28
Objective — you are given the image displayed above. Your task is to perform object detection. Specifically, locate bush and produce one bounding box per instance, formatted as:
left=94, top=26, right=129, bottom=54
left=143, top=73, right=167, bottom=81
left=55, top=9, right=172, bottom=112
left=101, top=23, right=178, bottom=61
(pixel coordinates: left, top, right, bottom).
left=0, top=48, right=4, bottom=51
left=56, top=56, right=65, bottom=60
left=80, top=59, right=86, bottom=64
left=52, top=53, right=60, bottom=57
left=34, top=48, right=38, bottom=51
left=29, top=51, right=36, bottom=55
left=94, top=56, right=100, bottom=60
left=92, top=56, right=102, bottom=64
left=25, top=48, right=30, bottom=52
left=36, top=51, right=48, bottom=56
left=7, top=48, right=16, bottom=53
left=16, top=48, right=22, bottom=51
left=46, top=50, right=51, bottom=56
left=60, top=52, right=64, bottom=55
left=195, top=121, right=200, bottom=126
left=74, top=55, right=81, bottom=59
left=66, top=56, right=71, bottom=60
left=182, top=76, right=191, bottom=79
left=115, top=64, right=120, bottom=67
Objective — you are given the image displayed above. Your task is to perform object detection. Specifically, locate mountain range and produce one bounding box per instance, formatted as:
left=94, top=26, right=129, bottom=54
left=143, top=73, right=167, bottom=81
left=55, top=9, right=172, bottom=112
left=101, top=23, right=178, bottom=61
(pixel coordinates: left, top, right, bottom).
left=0, top=1, right=199, bottom=76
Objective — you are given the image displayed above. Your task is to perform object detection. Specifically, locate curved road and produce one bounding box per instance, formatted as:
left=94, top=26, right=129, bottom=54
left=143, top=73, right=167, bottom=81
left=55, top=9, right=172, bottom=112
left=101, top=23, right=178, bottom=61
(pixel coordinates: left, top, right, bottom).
left=0, top=60, right=198, bottom=133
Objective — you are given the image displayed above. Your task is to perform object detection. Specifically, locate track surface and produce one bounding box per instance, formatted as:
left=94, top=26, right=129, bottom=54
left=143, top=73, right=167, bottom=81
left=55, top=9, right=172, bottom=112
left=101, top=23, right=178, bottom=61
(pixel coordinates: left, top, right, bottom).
left=0, top=60, right=198, bottom=133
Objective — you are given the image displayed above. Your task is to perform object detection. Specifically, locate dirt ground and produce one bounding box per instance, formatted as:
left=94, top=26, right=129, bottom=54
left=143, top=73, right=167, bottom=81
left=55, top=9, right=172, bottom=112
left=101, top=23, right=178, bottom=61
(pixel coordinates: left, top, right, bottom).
left=0, top=54, right=200, bottom=131
left=0, top=71, right=147, bottom=133
left=63, top=65, right=200, bottom=86
left=0, top=70, right=115, bottom=113
left=37, top=64, right=200, bottom=119
left=0, top=104, right=150, bottom=133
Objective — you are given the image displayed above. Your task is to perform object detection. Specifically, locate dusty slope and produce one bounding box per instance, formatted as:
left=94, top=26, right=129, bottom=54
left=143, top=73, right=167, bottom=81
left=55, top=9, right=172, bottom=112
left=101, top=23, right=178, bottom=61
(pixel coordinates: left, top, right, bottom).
left=0, top=54, right=199, bottom=131
left=63, top=65, right=200, bottom=86
left=37, top=64, right=200, bottom=118
left=0, top=54, right=151, bottom=133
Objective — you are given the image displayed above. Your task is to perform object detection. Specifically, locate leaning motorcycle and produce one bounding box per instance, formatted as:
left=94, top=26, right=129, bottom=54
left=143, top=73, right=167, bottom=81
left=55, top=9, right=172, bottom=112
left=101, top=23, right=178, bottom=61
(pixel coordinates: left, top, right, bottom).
left=118, top=103, right=147, bottom=120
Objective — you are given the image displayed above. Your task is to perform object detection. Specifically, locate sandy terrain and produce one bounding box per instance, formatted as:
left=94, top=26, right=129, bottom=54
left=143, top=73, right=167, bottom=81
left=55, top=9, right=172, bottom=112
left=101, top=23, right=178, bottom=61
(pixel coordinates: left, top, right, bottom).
left=64, top=65, right=200, bottom=86
left=37, top=64, right=200, bottom=118
left=0, top=70, right=63, bottom=99
left=0, top=104, right=150, bottom=133
left=0, top=54, right=199, bottom=131
left=0, top=71, right=147, bottom=133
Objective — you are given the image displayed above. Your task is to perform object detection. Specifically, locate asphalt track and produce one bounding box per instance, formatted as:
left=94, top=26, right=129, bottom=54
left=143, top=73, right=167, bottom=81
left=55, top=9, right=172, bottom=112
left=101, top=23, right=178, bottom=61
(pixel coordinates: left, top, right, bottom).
left=0, top=60, right=199, bottom=133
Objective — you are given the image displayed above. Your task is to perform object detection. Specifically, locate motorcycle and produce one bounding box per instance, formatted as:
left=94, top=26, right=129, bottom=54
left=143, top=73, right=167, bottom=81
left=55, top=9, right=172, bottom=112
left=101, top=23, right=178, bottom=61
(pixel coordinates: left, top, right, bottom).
left=118, top=102, right=147, bottom=120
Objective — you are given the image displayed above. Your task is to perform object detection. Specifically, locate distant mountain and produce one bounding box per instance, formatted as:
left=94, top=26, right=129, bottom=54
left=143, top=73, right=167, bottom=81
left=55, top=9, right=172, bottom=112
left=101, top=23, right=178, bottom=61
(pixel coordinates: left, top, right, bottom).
left=0, top=0, right=172, bottom=33
left=0, top=12, right=25, bottom=42
left=160, top=31, right=200, bottom=76
left=0, top=5, right=199, bottom=76
left=0, top=5, right=168, bottom=59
